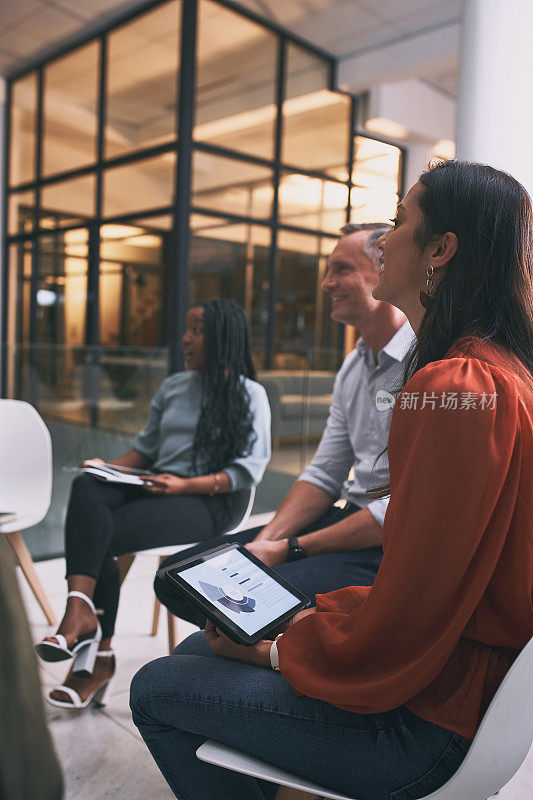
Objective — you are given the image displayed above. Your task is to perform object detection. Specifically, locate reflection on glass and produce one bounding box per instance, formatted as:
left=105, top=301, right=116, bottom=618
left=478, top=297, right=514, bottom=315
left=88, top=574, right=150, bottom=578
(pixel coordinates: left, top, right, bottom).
left=8, top=190, right=36, bottom=235
left=189, top=214, right=270, bottom=368
left=7, top=242, right=32, bottom=398
left=106, top=0, right=180, bottom=158
left=9, top=73, right=37, bottom=185
left=282, top=45, right=350, bottom=179
left=278, top=172, right=348, bottom=233
left=40, top=174, right=96, bottom=229
left=99, top=221, right=169, bottom=432
left=99, top=221, right=169, bottom=348
left=35, top=233, right=89, bottom=423
left=195, top=0, right=277, bottom=160
left=275, top=231, right=340, bottom=371
left=42, top=42, right=99, bottom=176
left=103, top=153, right=176, bottom=217
left=267, top=231, right=340, bottom=465
left=130, top=214, right=173, bottom=230
left=97, top=347, right=169, bottom=435
left=192, top=151, right=273, bottom=219
left=350, top=136, right=401, bottom=224
left=37, top=234, right=88, bottom=342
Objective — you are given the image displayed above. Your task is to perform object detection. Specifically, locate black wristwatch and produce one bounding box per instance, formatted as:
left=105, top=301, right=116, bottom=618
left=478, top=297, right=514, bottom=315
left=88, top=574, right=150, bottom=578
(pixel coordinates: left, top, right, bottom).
left=287, top=535, right=308, bottom=562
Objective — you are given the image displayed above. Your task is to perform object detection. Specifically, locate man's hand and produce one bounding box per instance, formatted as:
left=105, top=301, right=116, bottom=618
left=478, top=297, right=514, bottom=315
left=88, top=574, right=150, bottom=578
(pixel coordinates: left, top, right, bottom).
left=245, top=539, right=288, bottom=566
left=142, top=473, right=189, bottom=496
left=254, top=521, right=281, bottom=542
left=204, top=621, right=271, bottom=667
left=253, top=482, right=334, bottom=542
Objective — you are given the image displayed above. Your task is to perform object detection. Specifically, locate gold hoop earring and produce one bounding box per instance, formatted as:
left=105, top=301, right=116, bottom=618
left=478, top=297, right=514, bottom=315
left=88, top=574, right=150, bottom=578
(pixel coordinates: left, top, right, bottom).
left=426, top=265, right=434, bottom=297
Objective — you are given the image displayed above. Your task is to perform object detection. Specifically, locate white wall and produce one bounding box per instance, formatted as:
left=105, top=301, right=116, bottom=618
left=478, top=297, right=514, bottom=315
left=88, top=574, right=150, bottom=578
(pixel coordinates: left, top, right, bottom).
left=0, top=76, right=6, bottom=390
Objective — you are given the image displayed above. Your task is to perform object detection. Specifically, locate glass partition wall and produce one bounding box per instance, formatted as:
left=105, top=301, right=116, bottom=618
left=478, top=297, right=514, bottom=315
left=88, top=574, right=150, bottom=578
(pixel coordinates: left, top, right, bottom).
left=4, top=0, right=403, bottom=558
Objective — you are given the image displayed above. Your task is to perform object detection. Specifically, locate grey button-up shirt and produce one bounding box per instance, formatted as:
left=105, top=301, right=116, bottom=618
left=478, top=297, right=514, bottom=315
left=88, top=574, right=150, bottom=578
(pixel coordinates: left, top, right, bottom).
left=298, top=321, right=414, bottom=526
left=132, top=371, right=271, bottom=490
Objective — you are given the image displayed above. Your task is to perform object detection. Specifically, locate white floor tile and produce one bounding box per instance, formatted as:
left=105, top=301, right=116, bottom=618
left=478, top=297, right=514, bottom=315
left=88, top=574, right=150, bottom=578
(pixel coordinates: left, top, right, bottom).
left=49, top=705, right=174, bottom=800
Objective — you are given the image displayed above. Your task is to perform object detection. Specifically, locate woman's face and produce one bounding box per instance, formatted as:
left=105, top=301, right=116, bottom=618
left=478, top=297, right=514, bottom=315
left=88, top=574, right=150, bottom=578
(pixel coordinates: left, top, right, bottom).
left=373, top=181, right=429, bottom=317
left=182, top=307, right=205, bottom=372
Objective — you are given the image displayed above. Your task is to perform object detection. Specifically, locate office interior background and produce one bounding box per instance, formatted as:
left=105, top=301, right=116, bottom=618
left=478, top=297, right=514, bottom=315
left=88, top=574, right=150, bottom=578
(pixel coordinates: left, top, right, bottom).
left=1, top=0, right=531, bottom=561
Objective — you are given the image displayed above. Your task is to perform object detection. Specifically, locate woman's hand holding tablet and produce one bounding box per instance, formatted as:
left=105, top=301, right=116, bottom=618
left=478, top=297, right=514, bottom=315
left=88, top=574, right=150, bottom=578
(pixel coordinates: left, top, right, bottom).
left=158, top=543, right=310, bottom=646
left=203, top=608, right=317, bottom=667
left=204, top=620, right=271, bottom=665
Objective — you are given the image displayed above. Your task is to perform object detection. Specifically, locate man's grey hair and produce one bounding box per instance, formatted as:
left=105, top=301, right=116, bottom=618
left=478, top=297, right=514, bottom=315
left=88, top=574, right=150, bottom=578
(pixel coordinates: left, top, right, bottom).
left=339, top=222, right=390, bottom=270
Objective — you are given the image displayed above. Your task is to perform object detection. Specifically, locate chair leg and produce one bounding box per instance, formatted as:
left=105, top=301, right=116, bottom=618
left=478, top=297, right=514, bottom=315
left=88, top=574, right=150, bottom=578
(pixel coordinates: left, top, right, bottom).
left=117, top=553, right=136, bottom=584
left=150, top=555, right=166, bottom=635
left=5, top=531, right=57, bottom=625
left=275, top=789, right=319, bottom=800
left=151, top=596, right=161, bottom=635
left=167, top=608, right=177, bottom=653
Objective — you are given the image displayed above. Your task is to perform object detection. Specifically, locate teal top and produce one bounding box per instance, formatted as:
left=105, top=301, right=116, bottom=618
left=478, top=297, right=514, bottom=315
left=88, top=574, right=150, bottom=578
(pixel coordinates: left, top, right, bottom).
left=131, top=371, right=271, bottom=490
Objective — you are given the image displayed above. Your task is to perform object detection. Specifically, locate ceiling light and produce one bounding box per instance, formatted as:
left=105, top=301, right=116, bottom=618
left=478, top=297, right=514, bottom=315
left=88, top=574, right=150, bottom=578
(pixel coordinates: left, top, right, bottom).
left=124, top=234, right=161, bottom=248
left=433, top=139, right=456, bottom=160
left=64, top=245, right=88, bottom=257
left=365, top=117, right=409, bottom=140
left=36, top=289, right=56, bottom=307
left=101, top=224, right=144, bottom=239
left=194, top=90, right=342, bottom=141
left=64, top=229, right=88, bottom=245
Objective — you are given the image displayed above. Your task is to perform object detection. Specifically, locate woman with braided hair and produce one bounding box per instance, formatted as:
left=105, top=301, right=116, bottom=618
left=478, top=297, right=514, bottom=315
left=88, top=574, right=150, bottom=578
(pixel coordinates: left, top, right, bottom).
left=35, top=299, right=271, bottom=709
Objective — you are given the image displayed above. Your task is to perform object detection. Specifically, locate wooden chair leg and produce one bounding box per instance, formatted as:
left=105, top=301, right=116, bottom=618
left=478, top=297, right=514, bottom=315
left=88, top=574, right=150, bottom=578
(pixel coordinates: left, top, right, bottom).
left=275, top=789, right=319, bottom=800
left=151, top=596, right=162, bottom=635
left=5, top=531, right=57, bottom=625
left=151, top=555, right=166, bottom=635
left=117, top=553, right=136, bottom=585
left=167, top=608, right=178, bottom=653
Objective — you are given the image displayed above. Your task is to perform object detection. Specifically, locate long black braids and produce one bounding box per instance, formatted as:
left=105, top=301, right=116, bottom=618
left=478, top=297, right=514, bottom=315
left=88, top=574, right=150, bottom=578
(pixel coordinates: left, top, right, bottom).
left=192, top=299, right=257, bottom=475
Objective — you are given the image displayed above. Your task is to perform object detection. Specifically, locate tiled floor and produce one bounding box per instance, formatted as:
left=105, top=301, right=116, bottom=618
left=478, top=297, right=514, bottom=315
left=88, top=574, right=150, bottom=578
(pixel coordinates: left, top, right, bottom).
left=22, top=555, right=187, bottom=800
left=20, top=558, right=533, bottom=800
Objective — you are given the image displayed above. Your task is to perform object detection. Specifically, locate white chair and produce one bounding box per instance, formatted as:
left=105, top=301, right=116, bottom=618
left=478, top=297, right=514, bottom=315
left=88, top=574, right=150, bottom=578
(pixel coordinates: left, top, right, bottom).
left=0, top=399, right=56, bottom=625
left=118, top=486, right=275, bottom=651
left=197, top=634, right=533, bottom=800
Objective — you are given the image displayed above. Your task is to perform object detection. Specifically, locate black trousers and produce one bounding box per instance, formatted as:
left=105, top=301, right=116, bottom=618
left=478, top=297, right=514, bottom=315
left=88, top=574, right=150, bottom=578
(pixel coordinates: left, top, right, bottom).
left=64, top=474, right=236, bottom=638
left=154, top=504, right=383, bottom=628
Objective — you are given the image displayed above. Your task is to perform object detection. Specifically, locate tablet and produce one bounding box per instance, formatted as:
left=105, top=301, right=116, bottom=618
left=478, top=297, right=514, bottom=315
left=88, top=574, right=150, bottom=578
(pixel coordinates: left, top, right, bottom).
left=158, top=543, right=309, bottom=645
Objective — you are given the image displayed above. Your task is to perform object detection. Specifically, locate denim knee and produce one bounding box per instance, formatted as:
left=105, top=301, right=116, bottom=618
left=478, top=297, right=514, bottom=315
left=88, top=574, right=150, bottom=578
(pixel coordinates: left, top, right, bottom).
left=130, top=655, right=176, bottom=716
left=130, top=660, right=157, bottom=714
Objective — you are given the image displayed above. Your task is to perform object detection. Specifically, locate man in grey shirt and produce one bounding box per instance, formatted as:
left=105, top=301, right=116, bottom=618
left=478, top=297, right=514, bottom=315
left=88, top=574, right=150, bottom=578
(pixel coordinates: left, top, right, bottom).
left=155, top=223, right=414, bottom=622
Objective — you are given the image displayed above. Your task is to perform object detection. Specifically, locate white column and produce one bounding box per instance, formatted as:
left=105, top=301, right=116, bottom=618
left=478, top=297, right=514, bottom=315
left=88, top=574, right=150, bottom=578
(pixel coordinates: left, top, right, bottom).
left=0, top=77, right=6, bottom=388
left=456, top=0, right=533, bottom=197
left=404, top=143, right=437, bottom=194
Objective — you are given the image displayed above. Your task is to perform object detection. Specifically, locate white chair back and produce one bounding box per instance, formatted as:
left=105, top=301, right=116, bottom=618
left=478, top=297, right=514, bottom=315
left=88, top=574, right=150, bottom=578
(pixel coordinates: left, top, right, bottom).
left=0, top=400, right=53, bottom=533
left=223, top=486, right=256, bottom=535
left=424, top=633, right=533, bottom=799
left=197, top=634, right=533, bottom=800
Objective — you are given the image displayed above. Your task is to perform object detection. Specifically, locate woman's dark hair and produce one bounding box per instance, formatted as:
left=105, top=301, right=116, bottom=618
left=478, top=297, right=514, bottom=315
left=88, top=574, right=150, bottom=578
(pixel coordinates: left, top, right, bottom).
left=369, top=160, right=533, bottom=499
left=192, top=299, right=257, bottom=474
left=407, top=159, right=533, bottom=381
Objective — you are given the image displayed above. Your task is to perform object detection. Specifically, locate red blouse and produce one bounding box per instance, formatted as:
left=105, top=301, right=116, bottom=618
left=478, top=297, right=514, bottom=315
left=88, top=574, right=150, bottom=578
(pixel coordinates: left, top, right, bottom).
left=278, top=339, right=533, bottom=741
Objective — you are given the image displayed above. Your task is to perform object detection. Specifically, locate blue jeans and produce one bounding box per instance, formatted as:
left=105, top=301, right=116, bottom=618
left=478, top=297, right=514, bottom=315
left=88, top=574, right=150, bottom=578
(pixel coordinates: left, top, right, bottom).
left=130, top=633, right=469, bottom=800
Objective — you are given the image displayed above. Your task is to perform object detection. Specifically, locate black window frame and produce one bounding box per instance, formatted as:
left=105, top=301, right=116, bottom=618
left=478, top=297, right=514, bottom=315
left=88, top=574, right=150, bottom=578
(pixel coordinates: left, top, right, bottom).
left=2, top=0, right=405, bottom=404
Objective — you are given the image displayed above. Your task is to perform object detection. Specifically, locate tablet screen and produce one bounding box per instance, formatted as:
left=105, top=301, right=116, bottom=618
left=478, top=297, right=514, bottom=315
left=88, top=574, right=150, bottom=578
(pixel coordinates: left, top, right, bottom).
left=171, top=545, right=304, bottom=639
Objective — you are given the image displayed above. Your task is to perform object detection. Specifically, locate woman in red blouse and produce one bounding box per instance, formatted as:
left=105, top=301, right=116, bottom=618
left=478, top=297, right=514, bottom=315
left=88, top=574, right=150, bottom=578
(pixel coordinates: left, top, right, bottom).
left=131, top=160, right=533, bottom=800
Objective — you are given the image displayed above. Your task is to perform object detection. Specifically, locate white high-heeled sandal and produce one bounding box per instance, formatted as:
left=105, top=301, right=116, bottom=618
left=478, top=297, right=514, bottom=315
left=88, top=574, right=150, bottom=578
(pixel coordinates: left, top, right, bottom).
left=47, top=651, right=115, bottom=710
left=35, top=591, right=101, bottom=674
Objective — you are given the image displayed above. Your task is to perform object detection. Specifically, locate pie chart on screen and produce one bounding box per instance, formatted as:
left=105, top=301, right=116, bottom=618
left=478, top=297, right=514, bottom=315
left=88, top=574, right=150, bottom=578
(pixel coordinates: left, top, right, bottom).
left=199, top=580, right=256, bottom=613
